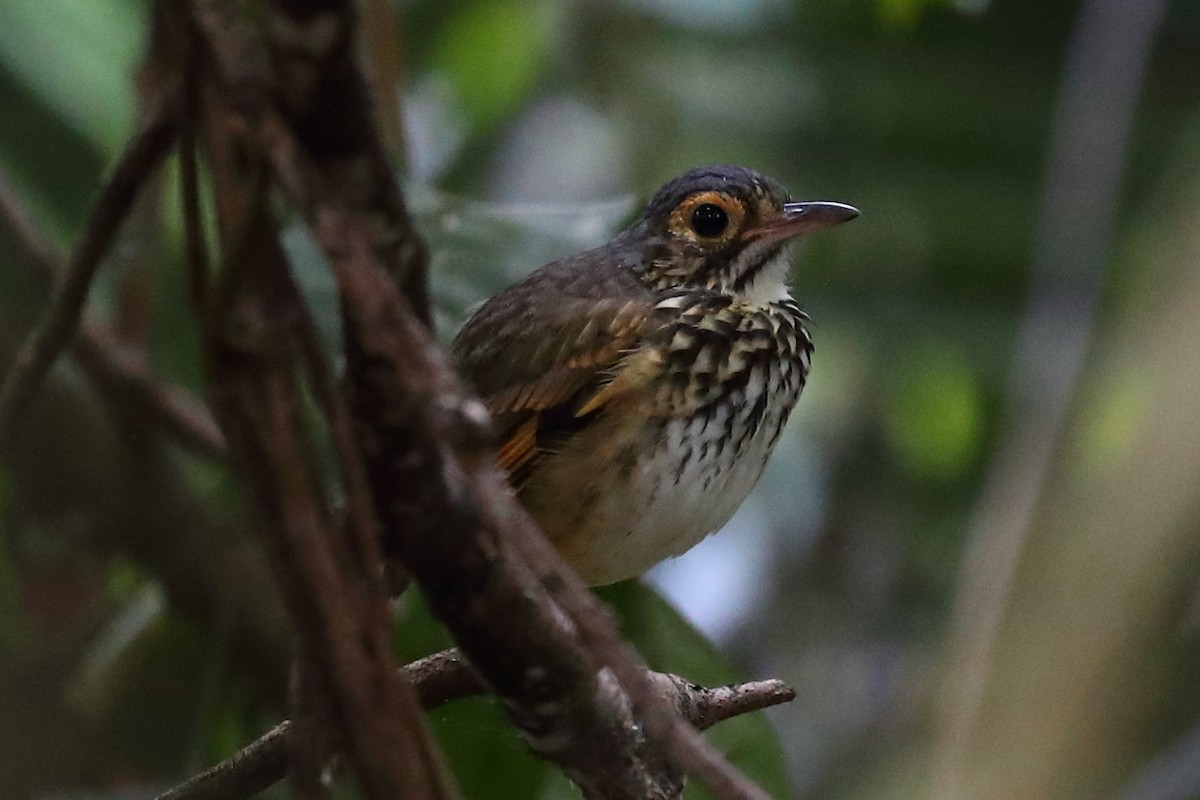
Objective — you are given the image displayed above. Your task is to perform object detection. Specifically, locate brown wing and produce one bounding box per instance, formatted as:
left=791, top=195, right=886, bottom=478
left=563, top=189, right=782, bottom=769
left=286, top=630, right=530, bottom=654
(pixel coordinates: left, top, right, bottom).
left=451, top=255, right=656, bottom=490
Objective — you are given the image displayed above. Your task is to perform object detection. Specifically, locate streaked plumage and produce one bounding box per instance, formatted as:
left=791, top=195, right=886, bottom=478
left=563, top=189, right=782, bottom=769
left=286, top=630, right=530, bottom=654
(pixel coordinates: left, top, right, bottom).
left=453, top=165, right=857, bottom=585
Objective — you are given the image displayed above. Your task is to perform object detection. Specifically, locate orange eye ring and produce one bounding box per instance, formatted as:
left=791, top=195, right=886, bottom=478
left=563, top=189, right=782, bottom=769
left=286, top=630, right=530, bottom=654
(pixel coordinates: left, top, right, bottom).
left=668, top=191, right=745, bottom=244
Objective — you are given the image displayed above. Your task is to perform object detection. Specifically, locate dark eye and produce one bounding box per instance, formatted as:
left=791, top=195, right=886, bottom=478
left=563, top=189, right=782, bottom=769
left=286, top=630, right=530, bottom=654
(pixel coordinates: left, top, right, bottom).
left=690, top=203, right=729, bottom=238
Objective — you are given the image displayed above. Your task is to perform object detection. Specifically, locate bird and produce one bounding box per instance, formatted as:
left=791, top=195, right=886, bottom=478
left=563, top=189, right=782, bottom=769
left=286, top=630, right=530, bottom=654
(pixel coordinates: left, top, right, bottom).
left=452, top=165, right=857, bottom=586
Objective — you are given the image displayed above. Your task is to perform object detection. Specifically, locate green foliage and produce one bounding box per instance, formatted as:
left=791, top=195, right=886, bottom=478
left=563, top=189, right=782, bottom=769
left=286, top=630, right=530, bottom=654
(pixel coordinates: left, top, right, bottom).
left=876, top=0, right=989, bottom=29
left=884, top=342, right=982, bottom=481
left=4, top=0, right=1200, bottom=797
left=432, top=0, right=554, bottom=132
left=0, top=0, right=141, bottom=154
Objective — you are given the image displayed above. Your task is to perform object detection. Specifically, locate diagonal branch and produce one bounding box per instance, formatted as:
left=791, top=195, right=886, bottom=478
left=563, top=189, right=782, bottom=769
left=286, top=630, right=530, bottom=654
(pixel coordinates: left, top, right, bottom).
left=0, top=107, right=178, bottom=452
left=155, top=649, right=795, bottom=800
left=521, top=530, right=779, bottom=800
left=0, top=169, right=227, bottom=460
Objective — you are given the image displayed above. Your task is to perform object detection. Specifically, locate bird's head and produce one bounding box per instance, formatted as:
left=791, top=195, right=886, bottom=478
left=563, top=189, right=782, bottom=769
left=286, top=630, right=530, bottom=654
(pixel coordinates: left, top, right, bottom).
left=621, top=165, right=858, bottom=299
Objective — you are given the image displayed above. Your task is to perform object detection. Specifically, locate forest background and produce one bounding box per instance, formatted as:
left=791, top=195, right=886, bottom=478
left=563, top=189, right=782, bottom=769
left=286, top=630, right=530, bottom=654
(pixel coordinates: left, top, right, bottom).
left=2, top=1, right=1200, bottom=798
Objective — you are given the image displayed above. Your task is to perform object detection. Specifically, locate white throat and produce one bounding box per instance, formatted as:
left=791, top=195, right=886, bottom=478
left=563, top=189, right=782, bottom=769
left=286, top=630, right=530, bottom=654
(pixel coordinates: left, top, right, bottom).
left=735, top=249, right=793, bottom=304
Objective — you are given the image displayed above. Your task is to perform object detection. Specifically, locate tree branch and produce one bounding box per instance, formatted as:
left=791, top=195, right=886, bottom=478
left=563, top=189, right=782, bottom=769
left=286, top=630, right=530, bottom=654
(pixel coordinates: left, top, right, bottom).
left=155, top=649, right=794, bottom=800
left=508, top=484, right=780, bottom=800
left=0, top=106, right=177, bottom=452
left=196, top=79, right=455, bottom=800
left=0, top=169, right=227, bottom=460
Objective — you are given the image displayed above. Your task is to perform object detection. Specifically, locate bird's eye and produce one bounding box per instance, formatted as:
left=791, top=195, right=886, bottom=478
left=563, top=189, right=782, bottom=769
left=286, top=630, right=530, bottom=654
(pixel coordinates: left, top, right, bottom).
left=690, top=203, right=729, bottom=238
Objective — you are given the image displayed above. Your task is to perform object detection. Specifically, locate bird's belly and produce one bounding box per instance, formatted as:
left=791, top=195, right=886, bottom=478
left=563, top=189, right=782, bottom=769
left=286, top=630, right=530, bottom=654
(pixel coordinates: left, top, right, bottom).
left=525, top=396, right=794, bottom=586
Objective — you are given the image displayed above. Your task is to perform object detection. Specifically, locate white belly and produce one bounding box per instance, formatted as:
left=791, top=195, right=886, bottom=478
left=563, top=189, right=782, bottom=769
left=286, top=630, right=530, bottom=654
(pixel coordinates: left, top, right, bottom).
left=521, top=294, right=811, bottom=585
left=526, top=363, right=800, bottom=585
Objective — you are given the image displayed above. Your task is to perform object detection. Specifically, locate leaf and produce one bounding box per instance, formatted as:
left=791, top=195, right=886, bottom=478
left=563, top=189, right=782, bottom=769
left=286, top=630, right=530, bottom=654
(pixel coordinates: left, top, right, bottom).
left=409, top=183, right=634, bottom=333
left=0, top=0, right=142, bottom=153
left=394, top=591, right=553, bottom=800
left=432, top=0, right=554, bottom=132
left=884, top=341, right=983, bottom=481
left=427, top=696, right=553, bottom=800
left=285, top=184, right=635, bottom=350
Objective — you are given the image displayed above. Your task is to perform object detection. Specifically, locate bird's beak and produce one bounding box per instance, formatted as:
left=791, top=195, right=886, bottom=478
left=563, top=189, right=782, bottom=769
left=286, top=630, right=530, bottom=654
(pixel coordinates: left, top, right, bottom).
left=743, top=201, right=860, bottom=245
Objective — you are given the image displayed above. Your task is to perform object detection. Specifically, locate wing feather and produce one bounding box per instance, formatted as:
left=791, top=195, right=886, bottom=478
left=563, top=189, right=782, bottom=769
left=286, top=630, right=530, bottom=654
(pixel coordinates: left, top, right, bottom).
left=452, top=257, right=657, bottom=490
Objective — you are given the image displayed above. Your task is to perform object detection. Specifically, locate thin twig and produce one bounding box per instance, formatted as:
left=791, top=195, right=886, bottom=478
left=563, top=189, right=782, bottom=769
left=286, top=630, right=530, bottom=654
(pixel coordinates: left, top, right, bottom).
left=157, top=723, right=290, bottom=800
left=288, top=659, right=334, bottom=800
left=651, top=673, right=797, bottom=732
left=0, top=108, right=177, bottom=452
left=156, top=651, right=481, bottom=800
left=155, top=649, right=793, bottom=800
left=74, top=328, right=227, bottom=460
left=290, top=261, right=387, bottom=597
left=0, top=168, right=226, bottom=460
left=179, top=40, right=211, bottom=312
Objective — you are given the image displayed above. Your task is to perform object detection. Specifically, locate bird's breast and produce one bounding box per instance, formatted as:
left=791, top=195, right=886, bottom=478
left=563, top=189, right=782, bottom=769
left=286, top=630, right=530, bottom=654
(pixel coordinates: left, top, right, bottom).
left=650, top=292, right=811, bottom=419
left=524, top=293, right=812, bottom=585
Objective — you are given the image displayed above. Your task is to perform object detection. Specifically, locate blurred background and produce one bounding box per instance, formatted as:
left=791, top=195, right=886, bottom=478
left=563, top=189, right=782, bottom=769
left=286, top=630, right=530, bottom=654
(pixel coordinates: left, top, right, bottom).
left=3, top=0, right=1200, bottom=798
